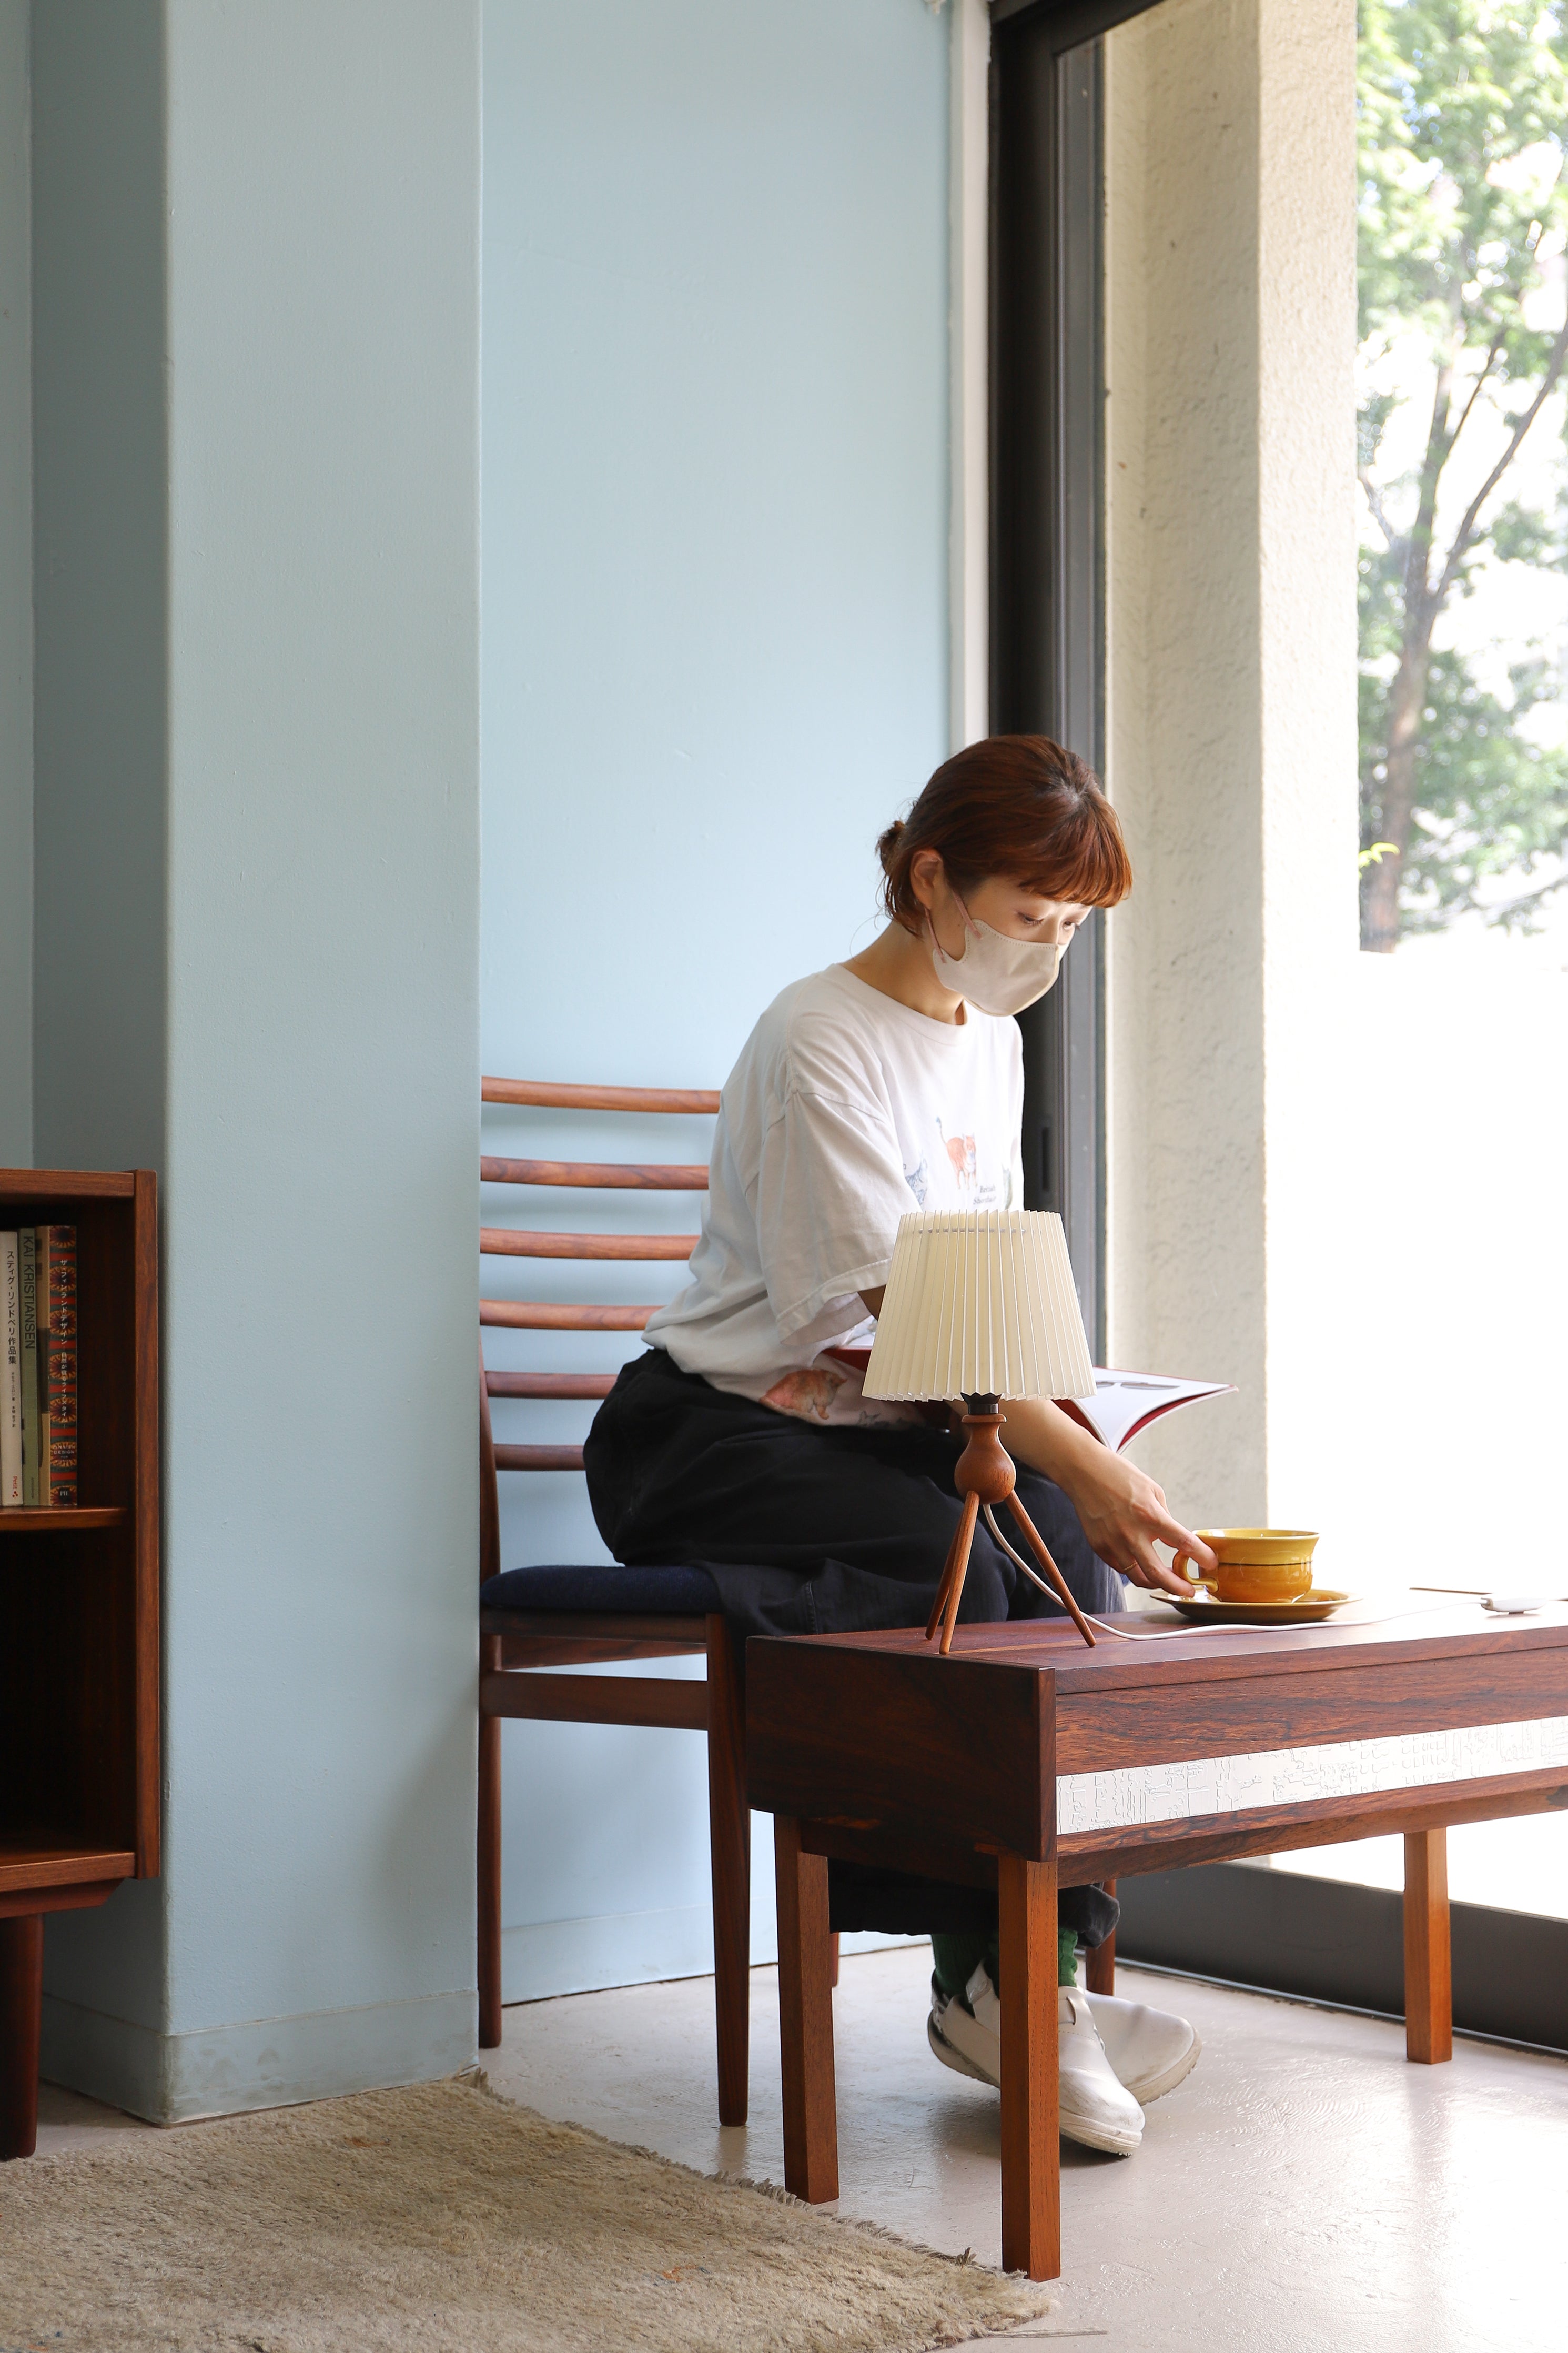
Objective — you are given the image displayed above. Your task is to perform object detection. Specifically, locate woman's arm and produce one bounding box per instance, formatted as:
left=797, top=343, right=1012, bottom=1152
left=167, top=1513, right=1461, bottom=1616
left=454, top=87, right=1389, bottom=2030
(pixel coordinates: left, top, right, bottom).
left=857, top=1288, right=1211, bottom=1594
left=993, top=1396, right=1215, bottom=1595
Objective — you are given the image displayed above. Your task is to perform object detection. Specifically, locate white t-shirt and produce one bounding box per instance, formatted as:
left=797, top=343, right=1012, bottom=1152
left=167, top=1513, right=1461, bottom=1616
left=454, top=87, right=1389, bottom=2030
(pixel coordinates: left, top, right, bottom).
left=644, top=963, right=1025, bottom=1421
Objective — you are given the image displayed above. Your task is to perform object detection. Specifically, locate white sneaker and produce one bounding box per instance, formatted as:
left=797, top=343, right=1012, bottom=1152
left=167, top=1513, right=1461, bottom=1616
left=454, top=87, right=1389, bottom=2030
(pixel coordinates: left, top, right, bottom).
left=927, top=1966, right=1145, bottom=2156
left=1083, top=1989, right=1201, bottom=2106
left=927, top=1970, right=996, bottom=2086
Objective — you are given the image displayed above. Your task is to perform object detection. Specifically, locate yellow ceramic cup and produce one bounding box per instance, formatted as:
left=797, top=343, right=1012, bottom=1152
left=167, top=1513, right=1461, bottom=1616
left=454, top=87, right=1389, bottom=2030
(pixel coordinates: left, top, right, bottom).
left=1174, top=1528, right=1319, bottom=1606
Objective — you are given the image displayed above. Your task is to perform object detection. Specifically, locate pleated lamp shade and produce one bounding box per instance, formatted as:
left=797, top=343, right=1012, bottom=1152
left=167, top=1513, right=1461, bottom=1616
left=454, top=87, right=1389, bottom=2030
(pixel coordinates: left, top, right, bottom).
left=863, top=1208, right=1096, bottom=1404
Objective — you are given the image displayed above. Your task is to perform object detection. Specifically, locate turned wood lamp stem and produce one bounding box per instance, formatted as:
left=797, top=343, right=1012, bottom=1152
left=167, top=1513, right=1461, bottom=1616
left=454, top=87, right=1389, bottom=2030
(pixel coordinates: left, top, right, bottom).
left=925, top=1395, right=1097, bottom=1656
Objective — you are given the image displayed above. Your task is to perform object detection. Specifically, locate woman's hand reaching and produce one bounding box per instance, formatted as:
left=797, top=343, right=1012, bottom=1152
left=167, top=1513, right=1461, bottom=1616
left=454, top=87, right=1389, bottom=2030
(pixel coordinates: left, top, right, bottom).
left=995, top=1396, right=1216, bottom=1595
left=849, top=1312, right=1217, bottom=1595
left=1054, top=1445, right=1216, bottom=1594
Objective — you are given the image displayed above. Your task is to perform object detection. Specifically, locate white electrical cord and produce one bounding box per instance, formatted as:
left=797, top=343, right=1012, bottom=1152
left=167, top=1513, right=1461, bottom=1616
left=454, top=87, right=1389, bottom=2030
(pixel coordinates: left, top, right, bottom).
left=980, top=1502, right=1215, bottom=1637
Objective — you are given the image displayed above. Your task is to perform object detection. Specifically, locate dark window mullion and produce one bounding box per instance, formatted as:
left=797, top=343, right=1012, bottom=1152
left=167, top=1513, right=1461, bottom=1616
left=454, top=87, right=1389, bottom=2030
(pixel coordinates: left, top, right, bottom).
left=990, top=8, right=1112, bottom=1355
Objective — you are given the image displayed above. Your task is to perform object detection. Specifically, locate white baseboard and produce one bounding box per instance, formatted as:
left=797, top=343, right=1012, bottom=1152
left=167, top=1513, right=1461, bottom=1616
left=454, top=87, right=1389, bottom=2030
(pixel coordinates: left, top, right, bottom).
left=501, top=1903, right=717, bottom=2002
left=501, top=1904, right=922, bottom=2005
left=40, top=1987, right=477, bottom=2125
left=41, top=1923, right=929, bottom=2115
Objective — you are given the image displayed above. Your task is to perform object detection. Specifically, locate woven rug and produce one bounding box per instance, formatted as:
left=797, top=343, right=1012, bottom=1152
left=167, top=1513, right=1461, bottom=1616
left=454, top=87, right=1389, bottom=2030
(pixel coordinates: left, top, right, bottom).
left=0, top=2075, right=1058, bottom=2351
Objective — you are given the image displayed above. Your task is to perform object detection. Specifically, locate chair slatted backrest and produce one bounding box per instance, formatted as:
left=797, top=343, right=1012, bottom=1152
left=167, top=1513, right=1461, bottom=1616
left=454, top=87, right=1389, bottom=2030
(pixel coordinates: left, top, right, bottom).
left=480, top=1078, right=719, bottom=1481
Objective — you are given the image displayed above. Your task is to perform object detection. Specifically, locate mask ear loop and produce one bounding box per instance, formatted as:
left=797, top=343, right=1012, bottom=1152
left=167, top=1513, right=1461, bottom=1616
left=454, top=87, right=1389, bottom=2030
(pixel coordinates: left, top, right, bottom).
left=927, top=884, right=979, bottom=970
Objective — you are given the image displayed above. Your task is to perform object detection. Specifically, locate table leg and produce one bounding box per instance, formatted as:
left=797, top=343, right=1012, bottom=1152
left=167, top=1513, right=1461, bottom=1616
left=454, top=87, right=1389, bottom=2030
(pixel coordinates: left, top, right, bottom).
left=0, top=1914, right=44, bottom=2161
left=998, top=1853, right=1059, bottom=2281
left=1403, top=1827, right=1453, bottom=2064
left=774, top=1817, right=838, bottom=2202
left=1085, top=1878, right=1116, bottom=1995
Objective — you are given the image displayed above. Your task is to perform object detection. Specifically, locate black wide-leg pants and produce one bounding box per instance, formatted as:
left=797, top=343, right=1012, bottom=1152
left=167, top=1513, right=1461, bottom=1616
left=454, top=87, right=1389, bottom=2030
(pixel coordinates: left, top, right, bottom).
left=585, top=1346, right=1124, bottom=1947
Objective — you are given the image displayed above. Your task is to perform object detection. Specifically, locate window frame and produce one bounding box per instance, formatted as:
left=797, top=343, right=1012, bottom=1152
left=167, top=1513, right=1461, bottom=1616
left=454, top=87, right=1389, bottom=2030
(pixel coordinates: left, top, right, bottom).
left=988, top=1, right=1155, bottom=1357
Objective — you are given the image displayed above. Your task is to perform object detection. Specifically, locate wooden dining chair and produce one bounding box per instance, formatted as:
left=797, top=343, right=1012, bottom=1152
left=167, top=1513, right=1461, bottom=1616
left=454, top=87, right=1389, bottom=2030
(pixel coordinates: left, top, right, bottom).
left=476, top=1075, right=752, bottom=2125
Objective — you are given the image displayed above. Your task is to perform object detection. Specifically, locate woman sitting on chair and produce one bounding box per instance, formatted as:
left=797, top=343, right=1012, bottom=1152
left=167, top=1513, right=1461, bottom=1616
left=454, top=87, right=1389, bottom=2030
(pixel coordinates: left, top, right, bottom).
left=585, top=734, right=1216, bottom=2157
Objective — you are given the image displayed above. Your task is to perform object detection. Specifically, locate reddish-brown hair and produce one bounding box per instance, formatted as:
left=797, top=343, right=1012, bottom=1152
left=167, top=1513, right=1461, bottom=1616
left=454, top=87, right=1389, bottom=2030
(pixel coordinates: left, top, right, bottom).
left=877, top=735, right=1131, bottom=928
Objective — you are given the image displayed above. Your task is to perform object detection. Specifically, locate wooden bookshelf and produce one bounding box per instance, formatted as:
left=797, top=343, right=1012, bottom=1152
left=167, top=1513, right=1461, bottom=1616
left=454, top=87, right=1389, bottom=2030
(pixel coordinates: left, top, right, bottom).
left=0, top=1169, right=158, bottom=2159
left=0, top=1507, right=129, bottom=1535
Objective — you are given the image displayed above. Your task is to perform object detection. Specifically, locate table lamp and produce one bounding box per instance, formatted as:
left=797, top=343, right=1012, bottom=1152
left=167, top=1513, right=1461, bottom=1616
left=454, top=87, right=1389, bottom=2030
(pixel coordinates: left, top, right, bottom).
left=864, top=1207, right=1100, bottom=1656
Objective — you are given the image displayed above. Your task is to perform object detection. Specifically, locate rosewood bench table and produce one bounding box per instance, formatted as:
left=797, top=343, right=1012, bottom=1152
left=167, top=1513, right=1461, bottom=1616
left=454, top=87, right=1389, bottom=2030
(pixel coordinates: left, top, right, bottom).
left=746, top=1602, right=1568, bottom=2281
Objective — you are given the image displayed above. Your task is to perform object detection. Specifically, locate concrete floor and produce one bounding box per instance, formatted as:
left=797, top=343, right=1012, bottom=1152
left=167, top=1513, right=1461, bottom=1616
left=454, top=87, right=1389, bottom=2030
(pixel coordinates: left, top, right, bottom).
left=32, top=1947, right=1568, bottom=2350
left=488, top=1947, right=1568, bottom=2352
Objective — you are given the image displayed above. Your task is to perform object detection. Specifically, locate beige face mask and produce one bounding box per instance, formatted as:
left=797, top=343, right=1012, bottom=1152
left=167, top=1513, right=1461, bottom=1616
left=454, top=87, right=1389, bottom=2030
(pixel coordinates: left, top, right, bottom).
left=926, top=894, right=1067, bottom=1016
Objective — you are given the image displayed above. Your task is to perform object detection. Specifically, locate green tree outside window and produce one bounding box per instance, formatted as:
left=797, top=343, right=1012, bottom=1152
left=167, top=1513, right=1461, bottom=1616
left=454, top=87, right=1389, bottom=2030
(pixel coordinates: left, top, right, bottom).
left=1358, top=0, right=1568, bottom=950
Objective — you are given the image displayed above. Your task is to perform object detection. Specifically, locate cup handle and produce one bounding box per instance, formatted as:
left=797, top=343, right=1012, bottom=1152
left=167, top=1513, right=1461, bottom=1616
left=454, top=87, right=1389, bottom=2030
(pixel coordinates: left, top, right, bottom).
left=1174, top=1552, right=1215, bottom=1591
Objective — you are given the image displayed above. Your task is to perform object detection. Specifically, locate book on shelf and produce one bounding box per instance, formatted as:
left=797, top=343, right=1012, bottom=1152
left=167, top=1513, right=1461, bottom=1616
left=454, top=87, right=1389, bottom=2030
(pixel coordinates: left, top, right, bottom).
left=2, top=1222, right=77, bottom=1509
left=1, top=1232, right=19, bottom=1506
left=42, top=1224, right=78, bottom=1507
left=18, top=1225, right=38, bottom=1503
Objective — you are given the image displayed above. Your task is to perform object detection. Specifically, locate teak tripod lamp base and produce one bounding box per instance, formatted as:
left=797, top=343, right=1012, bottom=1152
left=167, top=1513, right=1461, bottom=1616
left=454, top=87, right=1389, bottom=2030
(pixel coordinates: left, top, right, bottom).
left=925, top=1398, right=1097, bottom=1655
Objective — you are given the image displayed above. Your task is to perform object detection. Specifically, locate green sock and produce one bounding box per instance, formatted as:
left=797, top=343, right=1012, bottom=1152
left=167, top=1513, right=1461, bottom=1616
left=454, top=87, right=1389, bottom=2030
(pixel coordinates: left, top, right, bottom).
left=931, top=1932, right=999, bottom=2008
left=932, top=1928, right=1081, bottom=2006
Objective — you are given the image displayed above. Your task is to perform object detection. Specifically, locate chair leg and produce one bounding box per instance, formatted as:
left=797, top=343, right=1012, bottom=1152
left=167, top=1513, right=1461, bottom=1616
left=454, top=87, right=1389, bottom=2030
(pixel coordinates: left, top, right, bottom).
left=1403, top=1827, right=1452, bottom=2064
left=998, top=1853, right=1060, bottom=2282
left=705, top=1615, right=750, bottom=2126
left=478, top=1633, right=504, bottom=2050
left=829, top=1931, right=841, bottom=1988
left=1085, top=1878, right=1116, bottom=1995
left=0, top=1915, right=44, bottom=2161
left=774, top=1817, right=838, bottom=2203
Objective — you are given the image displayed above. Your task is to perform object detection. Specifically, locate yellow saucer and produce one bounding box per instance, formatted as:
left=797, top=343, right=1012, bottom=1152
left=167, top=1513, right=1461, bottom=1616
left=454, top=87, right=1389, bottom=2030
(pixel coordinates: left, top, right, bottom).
left=1154, top=1586, right=1357, bottom=1627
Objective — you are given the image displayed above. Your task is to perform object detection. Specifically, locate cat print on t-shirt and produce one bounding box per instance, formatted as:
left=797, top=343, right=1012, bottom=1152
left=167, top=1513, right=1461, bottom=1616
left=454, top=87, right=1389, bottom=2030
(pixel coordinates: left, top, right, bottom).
left=930, top=1116, right=1003, bottom=1208
left=904, top=1118, right=1007, bottom=1214
left=936, top=1118, right=977, bottom=1191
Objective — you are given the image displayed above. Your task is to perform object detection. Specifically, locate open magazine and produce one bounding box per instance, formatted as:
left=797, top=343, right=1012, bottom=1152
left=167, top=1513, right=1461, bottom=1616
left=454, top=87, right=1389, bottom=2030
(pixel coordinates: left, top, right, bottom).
left=1056, top=1370, right=1235, bottom=1454
left=821, top=1346, right=1232, bottom=1450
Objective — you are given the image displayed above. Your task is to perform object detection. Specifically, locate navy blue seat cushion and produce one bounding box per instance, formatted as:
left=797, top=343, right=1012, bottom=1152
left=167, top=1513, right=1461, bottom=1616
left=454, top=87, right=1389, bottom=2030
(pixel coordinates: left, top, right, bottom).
left=481, top=1563, right=721, bottom=1616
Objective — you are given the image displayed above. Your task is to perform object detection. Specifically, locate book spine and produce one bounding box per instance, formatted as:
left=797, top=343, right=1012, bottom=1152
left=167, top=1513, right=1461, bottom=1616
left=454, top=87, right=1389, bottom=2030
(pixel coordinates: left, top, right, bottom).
left=0, top=1233, right=19, bottom=1506
left=35, top=1225, right=50, bottom=1501
left=44, top=1223, right=77, bottom=1508
left=18, top=1226, right=38, bottom=1505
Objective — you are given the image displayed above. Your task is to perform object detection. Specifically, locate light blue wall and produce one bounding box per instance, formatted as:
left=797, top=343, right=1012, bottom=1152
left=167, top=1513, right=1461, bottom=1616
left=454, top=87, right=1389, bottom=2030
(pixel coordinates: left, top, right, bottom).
left=482, top=0, right=949, bottom=1996
left=34, top=0, right=483, bottom=2122
left=0, top=0, right=30, bottom=1165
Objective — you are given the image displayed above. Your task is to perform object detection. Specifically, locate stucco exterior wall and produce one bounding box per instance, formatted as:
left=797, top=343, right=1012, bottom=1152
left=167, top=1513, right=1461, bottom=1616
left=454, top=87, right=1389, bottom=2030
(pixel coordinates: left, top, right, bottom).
left=1102, top=0, right=1358, bottom=1530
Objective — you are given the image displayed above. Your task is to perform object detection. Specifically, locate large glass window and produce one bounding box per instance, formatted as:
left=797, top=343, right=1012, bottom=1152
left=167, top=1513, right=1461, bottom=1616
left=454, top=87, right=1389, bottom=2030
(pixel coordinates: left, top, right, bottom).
left=990, top=0, right=1567, bottom=1958
left=1287, top=0, right=1568, bottom=1925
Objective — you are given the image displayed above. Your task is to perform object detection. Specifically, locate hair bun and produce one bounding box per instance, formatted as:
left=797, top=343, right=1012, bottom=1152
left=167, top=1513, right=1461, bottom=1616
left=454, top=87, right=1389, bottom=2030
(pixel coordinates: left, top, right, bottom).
left=876, top=817, right=906, bottom=872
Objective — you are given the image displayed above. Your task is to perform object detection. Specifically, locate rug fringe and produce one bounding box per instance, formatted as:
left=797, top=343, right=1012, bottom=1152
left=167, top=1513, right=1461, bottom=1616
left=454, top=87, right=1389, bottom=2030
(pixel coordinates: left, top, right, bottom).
left=441, top=2074, right=1054, bottom=2300
left=720, top=2173, right=977, bottom=2260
